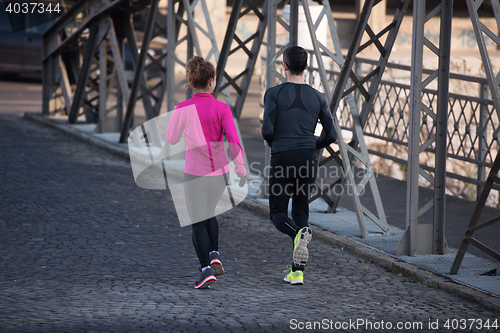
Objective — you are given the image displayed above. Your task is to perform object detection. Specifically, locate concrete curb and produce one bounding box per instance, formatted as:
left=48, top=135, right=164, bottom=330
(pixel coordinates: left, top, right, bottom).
left=24, top=113, right=129, bottom=159
left=24, top=113, right=500, bottom=313
left=311, top=226, right=500, bottom=312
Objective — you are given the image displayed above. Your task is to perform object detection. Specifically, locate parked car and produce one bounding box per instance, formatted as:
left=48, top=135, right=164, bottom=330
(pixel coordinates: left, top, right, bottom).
left=0, top=6, right=165, bottom=82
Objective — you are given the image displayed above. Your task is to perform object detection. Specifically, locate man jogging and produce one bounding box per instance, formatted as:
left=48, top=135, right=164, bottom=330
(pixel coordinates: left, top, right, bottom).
left=262, top=45, right=337, bottom=285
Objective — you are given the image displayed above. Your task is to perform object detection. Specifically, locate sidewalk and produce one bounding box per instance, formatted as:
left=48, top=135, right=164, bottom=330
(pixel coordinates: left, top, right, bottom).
left=24, top=111, right=500, bottom=313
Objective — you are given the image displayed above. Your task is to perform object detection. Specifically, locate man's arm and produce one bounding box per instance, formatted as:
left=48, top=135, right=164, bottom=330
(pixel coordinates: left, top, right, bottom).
left=261, top=89, right=277, bottom=146
left=315, top=97, right=337, bottom=149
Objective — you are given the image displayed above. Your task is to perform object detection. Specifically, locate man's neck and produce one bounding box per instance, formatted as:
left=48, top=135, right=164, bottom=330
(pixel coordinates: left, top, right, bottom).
left=286, top=74, right=305, bottom=84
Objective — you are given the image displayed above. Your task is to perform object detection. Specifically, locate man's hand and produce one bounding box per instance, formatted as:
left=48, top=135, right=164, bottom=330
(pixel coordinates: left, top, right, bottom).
left=239, top=175, right=247, bottom=187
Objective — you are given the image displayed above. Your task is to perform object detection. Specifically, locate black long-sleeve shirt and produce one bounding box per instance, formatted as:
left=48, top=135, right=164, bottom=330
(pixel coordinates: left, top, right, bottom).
left=261, top=82, right=337, bottom=153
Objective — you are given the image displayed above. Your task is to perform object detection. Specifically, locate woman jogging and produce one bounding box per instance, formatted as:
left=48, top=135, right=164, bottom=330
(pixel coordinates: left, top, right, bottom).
left=262, top=46, right=337, bottom=285
left=166, top=56, right=246, bottom=289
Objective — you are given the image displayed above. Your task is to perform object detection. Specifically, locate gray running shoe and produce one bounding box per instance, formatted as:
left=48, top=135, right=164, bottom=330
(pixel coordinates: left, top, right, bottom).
left=210, top=251, right=225, bottom=276
left=292, top=227, right=312, bottom=268
left=195, top=267, right=216, bottom=289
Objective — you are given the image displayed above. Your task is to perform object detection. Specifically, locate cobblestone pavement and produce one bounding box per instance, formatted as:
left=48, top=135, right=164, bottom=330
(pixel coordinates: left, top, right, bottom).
left=1, top=116, right=499, bottom=333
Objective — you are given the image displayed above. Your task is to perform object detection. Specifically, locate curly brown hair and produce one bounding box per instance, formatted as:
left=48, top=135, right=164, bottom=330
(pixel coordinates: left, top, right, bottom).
left=186, top=56, right=216, bottom=90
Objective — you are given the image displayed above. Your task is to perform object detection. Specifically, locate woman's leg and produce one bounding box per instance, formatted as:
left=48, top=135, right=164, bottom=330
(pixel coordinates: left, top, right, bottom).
left=184, top=173, right=209, bottom=224
left=185, top=173, right=227, bottom=267
left=204, top=174, right=227, bottom=251
left=184, top=173, right=212, bottom=268
left=191, top=219, right=211, bottom=268
left=192, top=217, right=218, bottom=288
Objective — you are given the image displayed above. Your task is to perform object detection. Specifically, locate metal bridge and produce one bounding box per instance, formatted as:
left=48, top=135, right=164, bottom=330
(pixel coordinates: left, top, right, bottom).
left=41, top=0, right=500, bottom=274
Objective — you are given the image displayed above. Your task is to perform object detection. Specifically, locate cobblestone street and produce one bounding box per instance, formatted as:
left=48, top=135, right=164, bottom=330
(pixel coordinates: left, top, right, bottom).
left=1, top=116, right=498, bottom=332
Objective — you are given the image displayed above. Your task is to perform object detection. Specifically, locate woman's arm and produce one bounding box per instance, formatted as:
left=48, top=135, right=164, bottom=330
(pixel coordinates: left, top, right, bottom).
left=220, top=104, right=247, bottom=177
left=166, top=107, right=184, bottom=145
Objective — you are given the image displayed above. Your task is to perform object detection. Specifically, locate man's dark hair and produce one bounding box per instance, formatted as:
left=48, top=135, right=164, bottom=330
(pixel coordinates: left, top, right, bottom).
left=283, top=46, right=308, bottom=76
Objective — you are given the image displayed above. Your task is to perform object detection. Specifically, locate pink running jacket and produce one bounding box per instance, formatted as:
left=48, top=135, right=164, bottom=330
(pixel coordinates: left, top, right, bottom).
left=166, top=93, right=246, bottom=177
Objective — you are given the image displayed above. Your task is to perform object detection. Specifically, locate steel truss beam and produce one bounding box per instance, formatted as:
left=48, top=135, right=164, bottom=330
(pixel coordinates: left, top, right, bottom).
left=211, top=0, right=269, bottom=177
left=43, top=0, right=155, bottom=128
left=42, top=0, right=133, bottom=62
left=451, top=0, right=500, bottom=273
left=259, top=0, right=296, bottom=198
left=120, top=0, right=165, bottom=142
left=214, top=0, right=267, bottom=120
left=44, top=0, right=231, bottom=141
left=301, top=0, right=395, bottom=237
left=124, top=0, right=233, bottom=140
left=328, top=0, right=410, bottom=215
left=395, top=0, right=453, bottom=256
left=163, top=0, right=251, bottom=171
left=165, top=0, right=233, bottom=111
left=450, top=151, right=500, bottom=275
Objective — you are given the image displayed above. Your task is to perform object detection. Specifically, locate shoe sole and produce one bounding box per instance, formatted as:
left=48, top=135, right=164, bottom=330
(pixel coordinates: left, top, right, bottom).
left=284, top=276, right=304, bottom=285
left=210, top=260, right=225, bottom=276
left=293, top=227, right=312, bottom=268
left=194, top=275, right=217, bottom=289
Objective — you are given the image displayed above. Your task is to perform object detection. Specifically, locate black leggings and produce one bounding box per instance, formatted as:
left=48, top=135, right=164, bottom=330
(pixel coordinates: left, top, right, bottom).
left=268, top=149, right=317, bottom=240
left=184, top=173, right=227, bottom=268
left=191, top=217, right=219, bottom=267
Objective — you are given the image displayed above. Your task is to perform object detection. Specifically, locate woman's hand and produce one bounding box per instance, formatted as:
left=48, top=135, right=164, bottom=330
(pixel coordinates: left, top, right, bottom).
left=239, top=175, right=247, bottom=187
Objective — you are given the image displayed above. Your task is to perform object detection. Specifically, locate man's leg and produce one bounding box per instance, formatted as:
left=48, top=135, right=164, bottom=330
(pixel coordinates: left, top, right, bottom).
left=291, top=177, right=310, bottom=230
left=269, top=162, right=297, bottom=239
left=289, top=153, right=316, bottom=272
left=291, top=153, right=317, bottom=228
